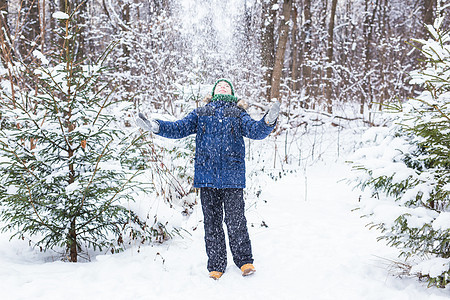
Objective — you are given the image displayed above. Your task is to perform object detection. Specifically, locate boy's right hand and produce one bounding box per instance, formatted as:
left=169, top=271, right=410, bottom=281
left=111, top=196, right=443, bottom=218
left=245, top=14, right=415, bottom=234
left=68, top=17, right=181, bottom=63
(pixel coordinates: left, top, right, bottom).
left=136, top=113, right=160, bottom=133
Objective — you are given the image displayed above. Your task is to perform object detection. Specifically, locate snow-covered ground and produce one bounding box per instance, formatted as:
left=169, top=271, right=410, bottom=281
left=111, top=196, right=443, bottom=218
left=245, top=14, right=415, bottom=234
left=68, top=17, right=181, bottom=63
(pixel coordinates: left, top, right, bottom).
left=0, top=125, right=449, bottom=299
left=1, top=162, right=449, bottom=299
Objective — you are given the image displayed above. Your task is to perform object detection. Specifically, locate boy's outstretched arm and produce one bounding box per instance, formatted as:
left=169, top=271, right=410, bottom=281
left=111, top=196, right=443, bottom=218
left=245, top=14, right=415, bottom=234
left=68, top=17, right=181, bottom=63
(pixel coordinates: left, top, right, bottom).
left=241, top=102, right=280, bottom=140
left=137, top=110, right=198, bottom=139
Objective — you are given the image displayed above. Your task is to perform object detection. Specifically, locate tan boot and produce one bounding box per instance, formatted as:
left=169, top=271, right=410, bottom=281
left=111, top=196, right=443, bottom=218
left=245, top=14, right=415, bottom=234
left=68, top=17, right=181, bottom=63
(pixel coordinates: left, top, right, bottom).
left=209, top=271, right=223, bottom=280
left=240, top=263, right=256, bottom=276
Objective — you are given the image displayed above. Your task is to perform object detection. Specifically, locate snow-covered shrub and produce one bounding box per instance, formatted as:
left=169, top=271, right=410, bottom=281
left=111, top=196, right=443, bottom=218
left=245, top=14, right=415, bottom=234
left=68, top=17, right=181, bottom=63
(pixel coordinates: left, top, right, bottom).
left=350, top=17, right=450, bottom=288
left=0, top=12, right=162, bottom=261
left=143, top=117, right=196, bottom=216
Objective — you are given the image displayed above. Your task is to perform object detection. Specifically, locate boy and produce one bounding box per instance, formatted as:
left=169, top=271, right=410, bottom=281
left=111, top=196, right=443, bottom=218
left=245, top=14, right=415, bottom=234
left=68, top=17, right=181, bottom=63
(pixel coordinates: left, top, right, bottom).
left=137, top=79, right=280, bottom=279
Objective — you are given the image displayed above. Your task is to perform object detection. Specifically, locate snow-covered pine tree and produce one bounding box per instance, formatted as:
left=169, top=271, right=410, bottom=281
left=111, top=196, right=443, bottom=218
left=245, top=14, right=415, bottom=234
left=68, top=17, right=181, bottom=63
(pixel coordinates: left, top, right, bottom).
left=0, top=10, right=153, bottom=262
left=350, top=16, right=450, bottom=287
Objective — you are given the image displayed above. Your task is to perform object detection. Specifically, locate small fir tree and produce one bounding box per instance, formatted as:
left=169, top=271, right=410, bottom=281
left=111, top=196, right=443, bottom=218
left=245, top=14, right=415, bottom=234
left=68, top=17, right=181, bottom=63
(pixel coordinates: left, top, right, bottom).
left=350, top=17, right=450, bottom=287
left=0, top=10, right=153, bottom=261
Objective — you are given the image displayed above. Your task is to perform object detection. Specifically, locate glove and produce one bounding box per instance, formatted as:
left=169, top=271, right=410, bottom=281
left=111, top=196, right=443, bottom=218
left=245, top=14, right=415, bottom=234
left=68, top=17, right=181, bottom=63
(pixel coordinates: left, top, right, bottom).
left=265, top=101, right=280, bottom=125
left=136, top=112, right=160, bottom=133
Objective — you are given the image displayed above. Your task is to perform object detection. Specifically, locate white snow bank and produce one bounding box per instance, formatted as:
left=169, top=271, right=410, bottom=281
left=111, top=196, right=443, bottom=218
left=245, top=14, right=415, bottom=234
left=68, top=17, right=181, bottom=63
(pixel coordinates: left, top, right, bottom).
left=411, top=258, right=450, bottom=278
left=1, top=127, right=449, bottom=299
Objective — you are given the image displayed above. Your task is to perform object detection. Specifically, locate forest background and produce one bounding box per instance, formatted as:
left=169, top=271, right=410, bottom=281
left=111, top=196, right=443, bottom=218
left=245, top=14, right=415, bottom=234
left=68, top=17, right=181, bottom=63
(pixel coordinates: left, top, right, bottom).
left=3, top=0, right=449, bottom=120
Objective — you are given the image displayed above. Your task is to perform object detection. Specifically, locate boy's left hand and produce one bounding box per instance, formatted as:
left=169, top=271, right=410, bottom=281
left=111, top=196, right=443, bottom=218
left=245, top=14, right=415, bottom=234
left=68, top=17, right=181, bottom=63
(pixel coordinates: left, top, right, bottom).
left=265, top=102, right=281, bottom=125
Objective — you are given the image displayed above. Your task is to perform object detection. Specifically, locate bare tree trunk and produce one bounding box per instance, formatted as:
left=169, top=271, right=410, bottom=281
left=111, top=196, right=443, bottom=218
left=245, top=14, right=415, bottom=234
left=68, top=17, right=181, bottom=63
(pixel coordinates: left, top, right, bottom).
left=423, top=0, right=435, bottom=25
left=74, top=1, right=87, bottom=62
left=46, top=1, right=60, bottom=55
left=68, top=136, right=77, bottom=262
left=0, top=0, right=11, bottom=65
left=261, top=0, right=277, bottom=100
left=0, top=0, right=7, bottom=34
left=20, top=0, right=41, bottom=64
left=325, top=0, right=338, bottom=114
left=68, top=218, right=77, bottom=262
left=301, top=0, right=312, bottom=109
left=361, top=0, right=379, bottom=115
left=121, top=1, right=132, bottom=97
left=270, top=0, right=292, bottom=102
left=40, top=0, right=45, bottom=50
left=422, top=0, right=438, bottom=40
left=378, top=0, right=390, bottom=110
left=290, top=4, right=300, bottom=92
left=0, top=0, right=16, bottom=108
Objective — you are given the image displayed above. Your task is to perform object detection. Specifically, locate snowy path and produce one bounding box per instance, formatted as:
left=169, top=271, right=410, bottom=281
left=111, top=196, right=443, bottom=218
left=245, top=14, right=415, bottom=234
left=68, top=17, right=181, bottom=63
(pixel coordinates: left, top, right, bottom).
left=1, top=162, right=449, bottom=299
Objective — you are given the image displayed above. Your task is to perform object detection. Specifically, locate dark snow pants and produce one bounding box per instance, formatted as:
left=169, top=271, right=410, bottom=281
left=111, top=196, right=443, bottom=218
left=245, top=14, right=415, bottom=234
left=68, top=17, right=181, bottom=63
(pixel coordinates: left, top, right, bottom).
left=200, top=187, right=254, bottom=273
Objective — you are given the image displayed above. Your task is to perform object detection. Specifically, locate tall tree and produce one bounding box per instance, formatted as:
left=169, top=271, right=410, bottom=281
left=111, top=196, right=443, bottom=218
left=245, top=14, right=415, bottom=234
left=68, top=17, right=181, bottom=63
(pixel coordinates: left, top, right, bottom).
left=270, top=0, right=292, bottom=101
left=0, top=12, right=154, bottom=261
left=290, top=4, right=300, bottom=93
left=360, top=0, right=379, bottom=115
left=0, top=0, right=11, bottom=65
left=325, top=0, right=338, bottom=114
left=261, top=0, right=277, bottom=100
left=0, top=0, right=16, bottom=109
left=20, top=0, right=41, bottom=63
left=46, top=0, right=59, bottom=51
left=301, top=0, right=312, bottom=108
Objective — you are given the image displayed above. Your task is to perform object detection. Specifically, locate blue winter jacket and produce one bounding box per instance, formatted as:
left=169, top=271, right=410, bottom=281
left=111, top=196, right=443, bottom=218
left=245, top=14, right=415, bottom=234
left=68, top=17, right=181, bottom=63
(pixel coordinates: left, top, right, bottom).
left=156, top=100, right=276, bottom=188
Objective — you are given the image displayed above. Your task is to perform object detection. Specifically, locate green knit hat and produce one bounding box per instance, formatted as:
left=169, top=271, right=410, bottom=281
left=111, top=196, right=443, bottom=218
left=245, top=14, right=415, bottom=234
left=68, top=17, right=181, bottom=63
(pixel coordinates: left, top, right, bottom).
left=211, top=78, right=235, bottom=96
